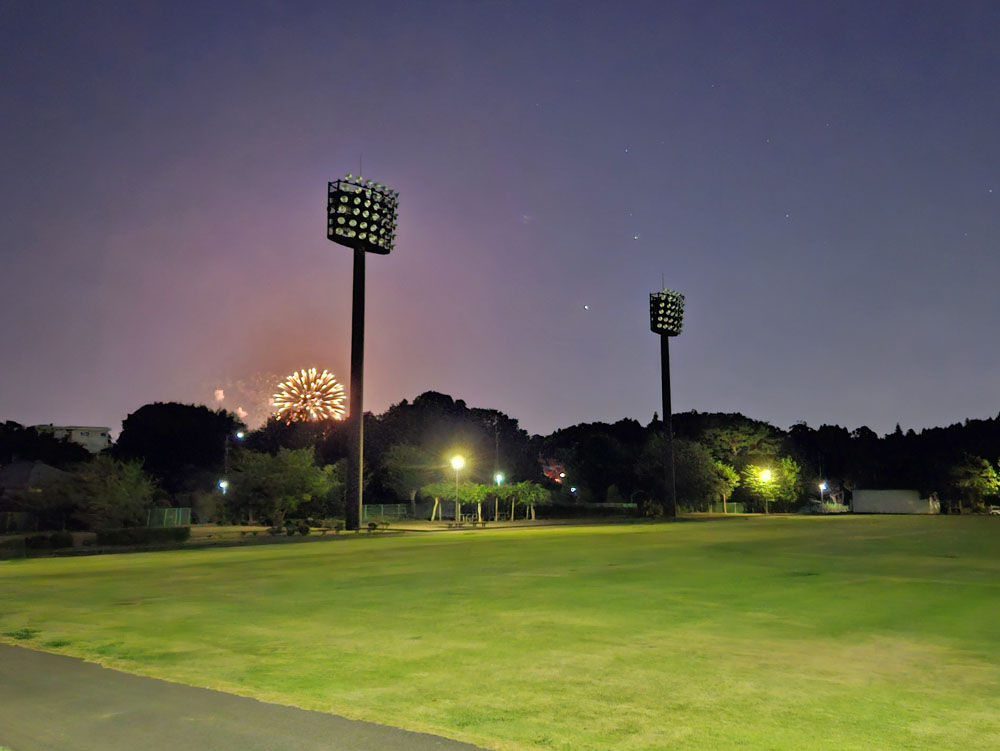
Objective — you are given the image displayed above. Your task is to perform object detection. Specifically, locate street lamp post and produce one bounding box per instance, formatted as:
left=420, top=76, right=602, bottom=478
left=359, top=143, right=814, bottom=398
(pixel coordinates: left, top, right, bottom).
left=760, top=468, right=773, bottom=514
left=327, top=175, right=399, bottom=531
left=451, top=455, right=465, bottom=522
left=494, top=472, right=504, bottom=522
left=649, top=289, right=685, bottom=517
left=819, top=481, right=827, bottom=505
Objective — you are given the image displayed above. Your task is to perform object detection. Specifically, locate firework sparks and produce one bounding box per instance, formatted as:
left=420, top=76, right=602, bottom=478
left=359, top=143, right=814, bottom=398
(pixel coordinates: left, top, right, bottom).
left=272, top=368, right=346, bottom=423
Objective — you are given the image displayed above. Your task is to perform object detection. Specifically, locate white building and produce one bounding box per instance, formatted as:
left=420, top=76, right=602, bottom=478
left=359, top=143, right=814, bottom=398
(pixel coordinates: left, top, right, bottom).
left=33, top=425, right=112, bottom=454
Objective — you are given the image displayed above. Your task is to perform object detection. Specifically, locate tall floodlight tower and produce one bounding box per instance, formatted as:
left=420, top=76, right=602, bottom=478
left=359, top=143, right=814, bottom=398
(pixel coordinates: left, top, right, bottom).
left=649, top=289, right=685, bottom=517
left=328, top=175, right=399, bottom=530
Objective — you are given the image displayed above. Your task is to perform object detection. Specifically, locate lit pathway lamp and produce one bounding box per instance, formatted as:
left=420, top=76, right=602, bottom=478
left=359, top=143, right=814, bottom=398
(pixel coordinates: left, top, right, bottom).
left=494, top=472, right=504, bottom=522
left=759, top=468, right=773, bottom=514
left=451, top=455, right=465, bottom=522
left=328, top=175, right=399, bottom=531
left=650, top=288, right=685, bottom=517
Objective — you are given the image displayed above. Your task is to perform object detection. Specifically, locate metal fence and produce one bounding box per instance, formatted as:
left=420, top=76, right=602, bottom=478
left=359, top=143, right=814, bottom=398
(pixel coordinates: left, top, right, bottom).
left=146, top=507, right=192, bottom=528
left=361, top=503, right=409, bottom=520
left=706, top=503, right=746, bottom=514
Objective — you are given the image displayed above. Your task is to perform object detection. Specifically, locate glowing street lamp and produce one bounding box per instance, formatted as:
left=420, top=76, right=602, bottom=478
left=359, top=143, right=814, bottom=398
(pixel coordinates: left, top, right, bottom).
left=650, top=288, right=685, bottom=517
left=493, top=471, right=505, bottom=522
left=328, top=175, right=400, bottom=531
left=450, top=455, right=465, bottom=522
left=759, top=468, right=773, bottom=514
left=819, top=481, right=827, bottom=503
left=218, top=479, right=229, bottom=495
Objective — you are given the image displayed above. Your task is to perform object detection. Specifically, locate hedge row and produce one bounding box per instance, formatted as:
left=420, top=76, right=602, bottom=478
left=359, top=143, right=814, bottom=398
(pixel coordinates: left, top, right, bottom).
left=24, top=532, right=75, bottom=550
left=533, top=504, right=640, bottom=519
left=95, top=527, right=191, bottom=546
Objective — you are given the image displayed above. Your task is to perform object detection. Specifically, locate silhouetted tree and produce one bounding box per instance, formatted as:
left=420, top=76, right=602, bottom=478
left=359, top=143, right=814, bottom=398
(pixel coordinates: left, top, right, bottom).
left=115, top=403, right=243, bottom=495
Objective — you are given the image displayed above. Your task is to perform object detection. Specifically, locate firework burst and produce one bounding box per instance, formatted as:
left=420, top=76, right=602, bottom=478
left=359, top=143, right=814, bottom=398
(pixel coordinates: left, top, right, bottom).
left=272, top=368, right=346, bottom=423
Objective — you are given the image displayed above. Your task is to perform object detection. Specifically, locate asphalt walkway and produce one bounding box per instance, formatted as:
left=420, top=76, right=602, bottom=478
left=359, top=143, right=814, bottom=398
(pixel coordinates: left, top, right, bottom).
left=0, top=644, right=485, bottom=751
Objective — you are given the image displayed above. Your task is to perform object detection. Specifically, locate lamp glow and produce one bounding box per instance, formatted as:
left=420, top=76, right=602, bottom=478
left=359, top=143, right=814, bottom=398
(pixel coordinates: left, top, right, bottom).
left=451, top=455, right=465, bottom=471
left=760, top=469, right=772, bottom=482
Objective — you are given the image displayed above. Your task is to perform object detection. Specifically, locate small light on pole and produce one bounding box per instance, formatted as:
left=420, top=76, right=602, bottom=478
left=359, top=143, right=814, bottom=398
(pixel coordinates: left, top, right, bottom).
left=493, top=471, right=504, bottom=522
left=450, top=455, right=465, bottom=522
left=451, top=455, right=465, bottom=492
left=759, top=468, right=772, bottom=514
left=218, top=479, right=229, bottom=495
left=819, top=481, right=827, bottom=503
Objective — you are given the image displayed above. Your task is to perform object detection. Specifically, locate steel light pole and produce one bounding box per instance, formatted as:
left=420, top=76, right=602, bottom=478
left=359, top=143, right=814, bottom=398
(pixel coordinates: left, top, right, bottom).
left=451, top=455, right=465, bottom=522
left=327, top=175, right=399, bottom=530
left=760, top=468, right=773, bottom=514
left=649, top=288, right=685, bottom=517
left=493, top=471, right=504, bottom=521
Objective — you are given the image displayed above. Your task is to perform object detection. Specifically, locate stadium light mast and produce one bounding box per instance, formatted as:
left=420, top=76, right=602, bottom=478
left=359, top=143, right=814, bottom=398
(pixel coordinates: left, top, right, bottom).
left=649, top=288, right=685, bottom=517
left=327, top=175, right=399, bottom=531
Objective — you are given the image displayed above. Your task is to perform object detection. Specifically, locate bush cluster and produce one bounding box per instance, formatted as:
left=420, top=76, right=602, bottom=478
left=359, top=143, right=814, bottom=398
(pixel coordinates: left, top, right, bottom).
left=95, top=526, right=190, bottom=546
left=23, top=532, right=75, bottom=550
left=534, top=503, right=640, bottom=519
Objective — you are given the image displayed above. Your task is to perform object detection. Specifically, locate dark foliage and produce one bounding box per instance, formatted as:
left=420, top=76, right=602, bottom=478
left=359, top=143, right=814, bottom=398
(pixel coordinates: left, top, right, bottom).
left=95, top=526, right=190, bottom=546
left=0, top=421, right=90, bottom=467
left=114, top=403, right=243, bottom=494
left=24, top=532, right=73, bottom=550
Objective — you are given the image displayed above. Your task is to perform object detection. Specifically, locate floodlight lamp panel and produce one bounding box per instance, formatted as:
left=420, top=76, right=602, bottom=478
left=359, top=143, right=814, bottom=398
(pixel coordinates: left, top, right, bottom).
left=649, top=289, right=685, bottom=336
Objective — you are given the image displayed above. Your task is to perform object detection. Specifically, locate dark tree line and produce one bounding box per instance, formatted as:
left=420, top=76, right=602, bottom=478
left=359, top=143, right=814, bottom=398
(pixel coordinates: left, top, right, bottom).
left=5, top=397, right=1000, bottom=530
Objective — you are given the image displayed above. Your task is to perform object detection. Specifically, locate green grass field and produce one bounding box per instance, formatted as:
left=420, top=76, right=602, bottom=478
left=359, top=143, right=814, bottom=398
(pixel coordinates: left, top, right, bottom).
left=2, top=516, right=998, bottom=750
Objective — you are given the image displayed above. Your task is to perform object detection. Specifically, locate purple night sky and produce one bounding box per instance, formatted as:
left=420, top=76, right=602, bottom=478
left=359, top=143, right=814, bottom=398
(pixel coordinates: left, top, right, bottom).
left=2, top=1, right=998, bottom=437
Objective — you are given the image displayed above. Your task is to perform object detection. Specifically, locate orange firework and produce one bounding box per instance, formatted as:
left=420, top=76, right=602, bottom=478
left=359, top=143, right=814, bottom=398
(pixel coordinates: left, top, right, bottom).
left=272, top=368, right=346, bottom=423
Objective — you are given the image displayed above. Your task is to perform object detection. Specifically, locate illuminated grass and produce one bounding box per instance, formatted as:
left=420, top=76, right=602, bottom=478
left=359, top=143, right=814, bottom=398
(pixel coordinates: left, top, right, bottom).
left=1, top=517, right=998, bottom=750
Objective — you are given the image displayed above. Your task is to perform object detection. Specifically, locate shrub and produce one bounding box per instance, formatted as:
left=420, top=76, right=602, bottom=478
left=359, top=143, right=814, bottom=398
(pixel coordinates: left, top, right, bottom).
left=49, top=532, right=74, bottom=549
left=0, top=538, right=26, bottom=559
left=24, top=534, right=55, bottom=550
left=22, top=532, right=74, bottom=550
left=95, top=527, right=191, bottom=546
left=367, top=522, right=378, bottom=533
left=297, top=521, right=310, bottom=536
left=334, top=522, right=344, bottom=534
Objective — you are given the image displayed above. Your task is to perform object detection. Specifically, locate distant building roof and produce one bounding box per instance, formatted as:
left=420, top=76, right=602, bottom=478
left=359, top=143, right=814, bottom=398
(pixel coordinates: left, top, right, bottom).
left=0, top=461, right=70, bottom=491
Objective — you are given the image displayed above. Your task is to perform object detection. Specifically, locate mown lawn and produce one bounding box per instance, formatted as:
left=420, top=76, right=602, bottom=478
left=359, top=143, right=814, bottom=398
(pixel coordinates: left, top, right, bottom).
left=1, top=516, right=998, bottom=750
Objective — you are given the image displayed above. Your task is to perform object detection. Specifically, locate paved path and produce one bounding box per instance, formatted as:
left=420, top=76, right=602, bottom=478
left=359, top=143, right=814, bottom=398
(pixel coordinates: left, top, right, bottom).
left=0, top=644, right=485, bottom=751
